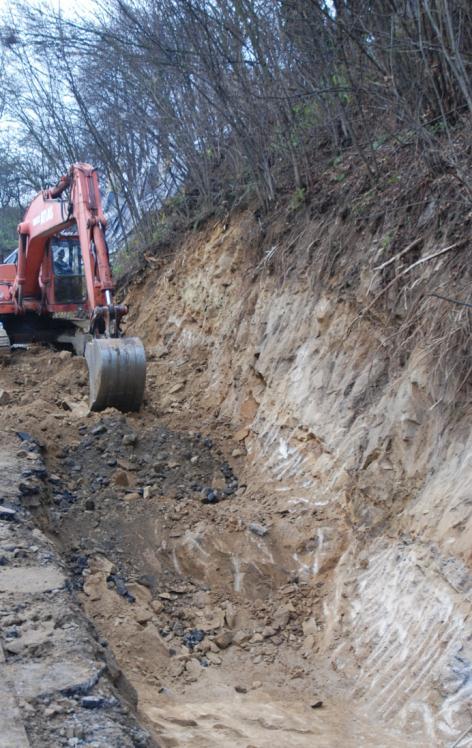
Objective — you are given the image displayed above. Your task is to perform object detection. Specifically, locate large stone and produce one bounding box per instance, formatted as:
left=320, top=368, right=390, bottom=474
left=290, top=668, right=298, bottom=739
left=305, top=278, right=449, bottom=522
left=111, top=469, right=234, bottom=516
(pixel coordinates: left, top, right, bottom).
left=0, top=566, right=65, bottom=594
left=3, top=659, right=102, bottom=700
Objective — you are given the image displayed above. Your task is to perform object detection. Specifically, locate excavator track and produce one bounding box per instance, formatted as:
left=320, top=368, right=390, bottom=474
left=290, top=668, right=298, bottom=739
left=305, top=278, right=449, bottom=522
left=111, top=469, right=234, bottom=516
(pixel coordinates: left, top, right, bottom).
left=0, top=322, right=11, bottom=354
left=85, top=336, right=146, bottom=412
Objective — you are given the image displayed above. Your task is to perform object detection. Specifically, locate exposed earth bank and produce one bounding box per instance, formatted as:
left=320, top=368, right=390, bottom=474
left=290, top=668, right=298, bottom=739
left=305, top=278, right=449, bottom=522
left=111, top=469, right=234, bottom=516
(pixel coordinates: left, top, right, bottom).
left=1, top=180, right=472, bottom=746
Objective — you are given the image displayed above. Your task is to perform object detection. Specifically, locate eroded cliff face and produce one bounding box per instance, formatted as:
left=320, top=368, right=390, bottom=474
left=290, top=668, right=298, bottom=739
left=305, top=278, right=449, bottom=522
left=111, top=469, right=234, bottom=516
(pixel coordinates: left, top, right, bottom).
left=125, top=208, right=472, bottom=744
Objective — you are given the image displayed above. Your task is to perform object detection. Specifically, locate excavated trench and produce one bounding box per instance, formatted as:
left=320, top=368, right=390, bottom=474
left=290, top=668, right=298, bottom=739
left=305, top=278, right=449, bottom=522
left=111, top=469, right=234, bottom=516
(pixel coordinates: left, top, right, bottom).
left=1, top=209, right=471, bottom=747
left=0, top=335, right=469, bottom=748
left=1, top=347, right=419, bottom=748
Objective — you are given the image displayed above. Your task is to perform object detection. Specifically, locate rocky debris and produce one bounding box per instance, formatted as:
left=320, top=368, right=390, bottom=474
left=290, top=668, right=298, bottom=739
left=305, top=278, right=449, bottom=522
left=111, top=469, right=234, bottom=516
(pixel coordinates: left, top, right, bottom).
left=50, top=417, right=240, bottom=525
left=0, top=435, right=155, bottom=748
left=107, top=573, right=136, bottom=603
left=122, top=432, right=137, bottom=446
left=0, top=505, right=17, bottom=521
left=0, top=389, right=11, bottom=405
left=182, top=629, right=205, bottom=650
left=249, top=522, right=268, bottom=537
left=214, top=630, right=233, bottom=649
left=91, top=424, right=107, bottom=436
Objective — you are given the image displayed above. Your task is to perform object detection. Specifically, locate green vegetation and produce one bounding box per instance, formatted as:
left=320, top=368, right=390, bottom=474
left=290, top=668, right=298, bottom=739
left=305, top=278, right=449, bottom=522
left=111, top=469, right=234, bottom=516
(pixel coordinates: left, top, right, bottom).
left=0, top=206, right=21, bottom=260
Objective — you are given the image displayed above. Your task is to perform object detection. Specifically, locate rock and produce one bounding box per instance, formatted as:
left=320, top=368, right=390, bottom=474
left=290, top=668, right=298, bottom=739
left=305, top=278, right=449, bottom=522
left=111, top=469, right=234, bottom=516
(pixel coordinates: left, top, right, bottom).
left=173, top=621, right=184, bottom=636
left=44, top=702, right=65, bottom=717
left=83, top=573, right=104, bottom=601
left=250, top=633, right=263, bottom=643
left=143, top=485, right=152, bottom=499
left=84, top=499, right=95, bottom=511
left=122, top=433, right=137, bottom=446
left=214, top=630, right=233, bottom=649
left=112, top=470, right=129, bottom=487
left=232, top=630, right=251, bottom=646
left=0, top=389, right=11, bottom=405
left=107, top=573, right=135, bottom=602
left=302, top=618, right=317, bottom=637
left=206, top=652, right=222, bottom=665
left=91, top=424, right=107, bottom=435
left=235, top=428, right=249, bottom=442
left=231, top=448, right=245, bottom=458
left=0, top=506, right=17, bottom=521
left=4, top=640, right=24, bottom=655
left=240, top=396, right=258, bottom=421
left=169, top=659, right=185, bottom=678
left=249, top=522, right=268, bottom=537
left=202, top=490, right=219, bottom=505
left=81, top=696, right=106, bottom=709
left=124, top=492, right=141, bottom=501
left=211, top=475, right=226, bottom=492
left=59, top=350, right=72, bottom=360
left=117, top=458, right=138, bottom=471
left=151, top=599, right=164, bottom=614
left=185, top=658, right=202, bottom=681
left=235, top=685, right=247, bottom=694
left=311, top=701, right=323, bottom=709
left=251, top=680, right=262, bottom=689
left=262, top=626, right=276, bottom=638
left=135, top=607, right=152, bottom=624
left=183, top=629, right=205, bottom=650
left=195, top=639, right=212, bottom=654
left=198, top=607, right=226, bottom=631
left=224, top=602, right=237, bottom=628
left=273, top=604, right=294, bottom=630
left=18, top=481, right=39, bottom=497
left=302, top=634, right=315, bottom=654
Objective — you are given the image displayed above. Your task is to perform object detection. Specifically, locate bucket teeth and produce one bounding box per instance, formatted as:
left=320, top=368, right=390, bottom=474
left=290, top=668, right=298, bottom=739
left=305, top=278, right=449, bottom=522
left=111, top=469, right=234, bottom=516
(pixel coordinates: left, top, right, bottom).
left=85, top=337, right=146, bottom=412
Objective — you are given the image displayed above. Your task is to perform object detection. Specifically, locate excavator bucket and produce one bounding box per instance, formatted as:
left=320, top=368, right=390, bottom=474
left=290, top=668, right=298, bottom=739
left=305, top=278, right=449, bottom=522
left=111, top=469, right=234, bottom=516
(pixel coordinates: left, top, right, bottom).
left=85, top=337, right=146, bottom=412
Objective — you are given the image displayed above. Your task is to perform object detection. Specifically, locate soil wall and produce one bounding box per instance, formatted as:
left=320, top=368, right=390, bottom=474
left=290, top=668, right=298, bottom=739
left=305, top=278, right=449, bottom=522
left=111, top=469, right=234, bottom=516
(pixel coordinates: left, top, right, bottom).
left=124, top=203, right=472, bottom=744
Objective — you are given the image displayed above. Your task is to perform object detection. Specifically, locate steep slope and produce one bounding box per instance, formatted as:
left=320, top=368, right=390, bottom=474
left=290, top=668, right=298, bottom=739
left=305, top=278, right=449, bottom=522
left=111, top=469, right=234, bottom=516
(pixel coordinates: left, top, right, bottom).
left=122, top=167, right=472, bottom=744
left=1, top=148, right=470, bottom=747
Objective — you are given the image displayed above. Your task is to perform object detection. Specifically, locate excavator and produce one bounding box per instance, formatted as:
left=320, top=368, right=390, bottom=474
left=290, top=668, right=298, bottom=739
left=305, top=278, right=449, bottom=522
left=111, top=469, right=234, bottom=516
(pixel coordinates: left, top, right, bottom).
left=0, top=163, right=146, bottom=412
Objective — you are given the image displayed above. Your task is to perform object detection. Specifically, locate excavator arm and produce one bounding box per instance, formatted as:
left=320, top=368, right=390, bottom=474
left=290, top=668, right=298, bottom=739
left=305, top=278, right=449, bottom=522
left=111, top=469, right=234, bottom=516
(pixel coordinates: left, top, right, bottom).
left=0, top=163, right=146, bottom=412
left=15, top=164, right=123, bottom=331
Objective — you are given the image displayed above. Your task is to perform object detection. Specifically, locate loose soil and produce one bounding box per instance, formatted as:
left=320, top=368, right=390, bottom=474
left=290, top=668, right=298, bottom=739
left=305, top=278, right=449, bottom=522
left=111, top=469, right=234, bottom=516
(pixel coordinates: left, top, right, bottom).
left=2, top=191, right=471, bottom=746
left=0, top=346, right=430, bottom=747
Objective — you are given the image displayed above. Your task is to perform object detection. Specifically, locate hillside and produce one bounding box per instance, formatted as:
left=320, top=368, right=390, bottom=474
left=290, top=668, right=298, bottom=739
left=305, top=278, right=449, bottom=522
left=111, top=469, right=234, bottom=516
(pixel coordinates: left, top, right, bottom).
left=0, top=137, right=470, bottom=746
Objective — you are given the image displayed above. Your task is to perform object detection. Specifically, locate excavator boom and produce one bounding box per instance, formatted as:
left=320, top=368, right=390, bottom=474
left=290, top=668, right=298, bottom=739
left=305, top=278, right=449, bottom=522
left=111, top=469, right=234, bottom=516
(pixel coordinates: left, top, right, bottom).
left=0, top=163, right=146, bottom=412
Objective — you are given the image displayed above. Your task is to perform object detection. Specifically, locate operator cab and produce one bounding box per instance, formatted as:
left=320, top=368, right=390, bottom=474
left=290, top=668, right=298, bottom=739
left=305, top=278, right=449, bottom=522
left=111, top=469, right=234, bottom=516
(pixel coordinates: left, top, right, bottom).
left=52, top=236, right=86, bottom=304
left=2, top=237, right=86, bottom=306
left=3, top=249, right=18, bottom=264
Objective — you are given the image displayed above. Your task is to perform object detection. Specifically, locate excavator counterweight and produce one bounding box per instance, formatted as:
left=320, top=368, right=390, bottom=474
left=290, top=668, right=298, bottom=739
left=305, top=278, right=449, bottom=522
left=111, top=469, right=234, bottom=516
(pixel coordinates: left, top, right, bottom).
left=0, top=163, right=146, bottom=413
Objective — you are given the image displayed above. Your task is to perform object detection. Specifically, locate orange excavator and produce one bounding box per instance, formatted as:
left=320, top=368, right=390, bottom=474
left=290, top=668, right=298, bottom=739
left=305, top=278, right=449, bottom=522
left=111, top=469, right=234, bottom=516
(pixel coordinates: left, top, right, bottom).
left=0, top=163, right=146, bottom=412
